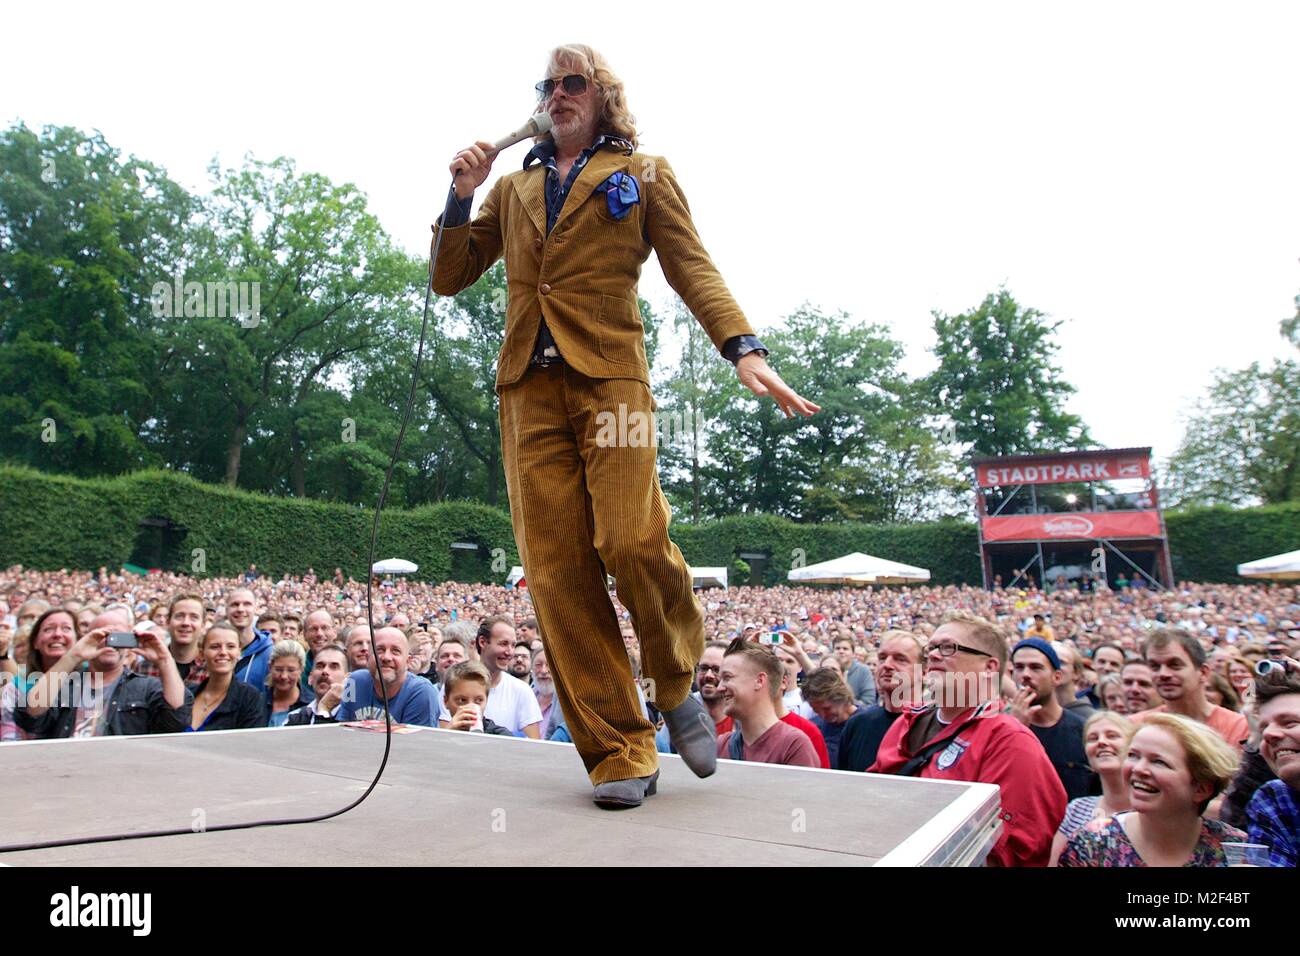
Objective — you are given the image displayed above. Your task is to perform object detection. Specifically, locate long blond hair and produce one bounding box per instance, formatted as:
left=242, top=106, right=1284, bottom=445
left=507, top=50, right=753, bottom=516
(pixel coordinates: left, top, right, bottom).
left=533, top=44, right=639, bottom=148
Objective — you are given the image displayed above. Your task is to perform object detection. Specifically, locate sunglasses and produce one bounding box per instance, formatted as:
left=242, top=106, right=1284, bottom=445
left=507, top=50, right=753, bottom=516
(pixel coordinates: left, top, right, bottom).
left=535, top=74, right=589, bottom=100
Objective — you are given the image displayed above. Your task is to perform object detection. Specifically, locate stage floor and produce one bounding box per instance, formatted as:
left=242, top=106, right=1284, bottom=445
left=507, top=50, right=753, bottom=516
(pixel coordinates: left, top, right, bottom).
left=0, top=725, right=999, bottom=866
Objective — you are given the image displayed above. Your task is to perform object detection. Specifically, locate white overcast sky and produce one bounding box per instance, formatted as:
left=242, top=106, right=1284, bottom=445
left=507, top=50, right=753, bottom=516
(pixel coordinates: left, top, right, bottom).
left=5, top=0, right=1298, bottom=466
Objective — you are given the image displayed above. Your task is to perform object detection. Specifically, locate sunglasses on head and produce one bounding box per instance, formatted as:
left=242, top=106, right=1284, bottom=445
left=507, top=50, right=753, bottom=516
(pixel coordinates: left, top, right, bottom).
left=535, top=74, right=589, bottom=100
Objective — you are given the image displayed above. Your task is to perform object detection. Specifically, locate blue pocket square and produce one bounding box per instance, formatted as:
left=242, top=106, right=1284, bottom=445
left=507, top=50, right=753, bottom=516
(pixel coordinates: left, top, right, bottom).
left=598, top=172, right=640, bottom=220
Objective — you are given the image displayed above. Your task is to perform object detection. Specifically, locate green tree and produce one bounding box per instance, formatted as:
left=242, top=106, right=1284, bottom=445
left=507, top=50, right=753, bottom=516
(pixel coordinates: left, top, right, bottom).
left=1164, top=359, right=1300, bottom=508
left=153, top=155, right=420, bottom=490
left=0, top=123, right=198, bottom=475
left=802, top=379, right=968, bottom=523
left=673, top=305, right=951, bottom=523
left=927, top=288, right=1090, bottom=457
left=657, top=298, right=715, bottom=522
left=639, top=295, right=661, bottom=370
left=413, top=262, right=509, bottom=507
left=1282, top=287, right=1300, bottom=348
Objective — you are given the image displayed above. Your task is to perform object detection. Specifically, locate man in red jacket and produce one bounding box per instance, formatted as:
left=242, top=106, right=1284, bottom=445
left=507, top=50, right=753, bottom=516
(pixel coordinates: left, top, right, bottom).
left=869, top=610, right=1066, bottom=867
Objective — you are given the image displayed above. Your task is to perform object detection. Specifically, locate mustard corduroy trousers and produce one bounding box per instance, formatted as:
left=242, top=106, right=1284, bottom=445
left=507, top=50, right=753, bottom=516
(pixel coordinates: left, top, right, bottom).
left=499, top=362, right=703, bottom=784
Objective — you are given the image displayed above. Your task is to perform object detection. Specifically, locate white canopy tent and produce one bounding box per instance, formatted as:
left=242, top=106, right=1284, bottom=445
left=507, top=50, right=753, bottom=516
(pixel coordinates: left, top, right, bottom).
left=506, top=566, right=526, bottom=588
left=689, top=567, right=728, bottom=589
left=1237, top=549, right=1300, bottom=581
left=371, top=558, right=418, bottom=575
left=787, top=552, right=930, bottom=586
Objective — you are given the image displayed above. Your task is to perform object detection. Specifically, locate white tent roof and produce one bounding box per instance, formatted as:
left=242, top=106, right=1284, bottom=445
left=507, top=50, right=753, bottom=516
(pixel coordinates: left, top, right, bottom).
left=787, top=552, right=930, bottom=585
left=1237, top=549, right=1300, bottom=581
left=506, top=566, right=525, bottom=587
left=371, top=558, right=418, bottom=574
left=690, top=567, right=728, bottom=589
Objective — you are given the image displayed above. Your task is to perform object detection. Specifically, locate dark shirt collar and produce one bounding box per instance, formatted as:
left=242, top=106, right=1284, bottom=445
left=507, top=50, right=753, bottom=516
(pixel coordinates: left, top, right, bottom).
left=523, top=133, right=633, bottom=170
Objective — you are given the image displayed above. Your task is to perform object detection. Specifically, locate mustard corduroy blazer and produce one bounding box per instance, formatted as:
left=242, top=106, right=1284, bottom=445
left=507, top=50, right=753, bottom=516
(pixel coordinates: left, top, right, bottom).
left=431, top=146, right=755, bottom=392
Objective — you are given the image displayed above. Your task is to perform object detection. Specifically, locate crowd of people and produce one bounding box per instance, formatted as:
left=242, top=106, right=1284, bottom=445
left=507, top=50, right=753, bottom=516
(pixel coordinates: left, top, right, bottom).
left=2, top=563, right=1298, bottom=867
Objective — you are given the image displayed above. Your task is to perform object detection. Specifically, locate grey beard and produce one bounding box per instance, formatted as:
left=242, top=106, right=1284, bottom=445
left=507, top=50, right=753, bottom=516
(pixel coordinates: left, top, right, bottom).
left=533, top=678, right=555, bottom=697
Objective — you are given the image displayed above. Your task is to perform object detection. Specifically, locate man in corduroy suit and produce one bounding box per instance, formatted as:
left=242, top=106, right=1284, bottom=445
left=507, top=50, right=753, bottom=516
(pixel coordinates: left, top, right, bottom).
left=433, top=44, right=818, bottom=807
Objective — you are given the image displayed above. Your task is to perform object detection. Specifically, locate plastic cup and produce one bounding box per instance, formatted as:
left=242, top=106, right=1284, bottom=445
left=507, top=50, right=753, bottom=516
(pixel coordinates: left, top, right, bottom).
left=1221, top=842, right=1270, bottom=867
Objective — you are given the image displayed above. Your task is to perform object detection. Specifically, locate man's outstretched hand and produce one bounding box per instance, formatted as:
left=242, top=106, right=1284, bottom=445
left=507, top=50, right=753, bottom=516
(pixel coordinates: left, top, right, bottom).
left=735, top=352, right=820, bottom=419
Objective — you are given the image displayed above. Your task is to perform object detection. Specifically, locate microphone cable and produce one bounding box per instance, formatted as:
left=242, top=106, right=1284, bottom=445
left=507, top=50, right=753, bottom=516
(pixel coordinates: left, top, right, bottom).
left=0, top=186, right=456, bottom=855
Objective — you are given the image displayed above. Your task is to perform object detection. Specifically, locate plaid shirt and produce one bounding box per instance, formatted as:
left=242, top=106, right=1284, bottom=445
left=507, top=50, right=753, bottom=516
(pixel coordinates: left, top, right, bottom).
left=1246, top=779, right=1299, bottom=867
left=129, top=653, right=208, bottom=687
left=128, top=653, right=159, bottom=679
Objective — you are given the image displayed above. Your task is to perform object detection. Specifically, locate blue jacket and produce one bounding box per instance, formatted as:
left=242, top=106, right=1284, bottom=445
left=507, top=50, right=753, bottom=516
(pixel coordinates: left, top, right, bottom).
left=233, top=630, right=274, bottom=691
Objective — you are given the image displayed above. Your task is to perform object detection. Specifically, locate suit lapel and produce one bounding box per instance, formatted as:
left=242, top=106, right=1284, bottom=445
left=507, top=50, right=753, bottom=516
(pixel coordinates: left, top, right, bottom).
left=551, top=148, right=628, bottom=233
left=513, top=166, right=548, bottom=238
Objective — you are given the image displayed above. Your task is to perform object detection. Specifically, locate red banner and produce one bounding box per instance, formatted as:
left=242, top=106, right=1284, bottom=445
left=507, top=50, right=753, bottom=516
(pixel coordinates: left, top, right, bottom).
left=981, top=510, right=1163, bottom=542
left=977, top=453, right=1150, bottom=488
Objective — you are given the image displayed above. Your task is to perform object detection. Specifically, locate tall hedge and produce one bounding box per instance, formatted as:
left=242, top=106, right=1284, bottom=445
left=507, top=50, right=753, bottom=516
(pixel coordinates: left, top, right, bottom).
left=0, top=466, right=517, bottom=582
left=1, top=465, right=1295, bottom=585
left=1164, top=502, right=1300, bottom=583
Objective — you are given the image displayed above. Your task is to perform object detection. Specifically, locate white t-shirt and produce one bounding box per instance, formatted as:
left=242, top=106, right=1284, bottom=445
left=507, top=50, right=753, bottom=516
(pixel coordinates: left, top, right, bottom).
left=437, top=671, right=542, bottom=734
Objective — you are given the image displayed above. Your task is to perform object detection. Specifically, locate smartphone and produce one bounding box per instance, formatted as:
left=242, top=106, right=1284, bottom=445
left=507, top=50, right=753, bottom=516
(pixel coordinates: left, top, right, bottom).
left=107, top=631, right=138, bottom=649
left=757, top=633, right=783, bottom=646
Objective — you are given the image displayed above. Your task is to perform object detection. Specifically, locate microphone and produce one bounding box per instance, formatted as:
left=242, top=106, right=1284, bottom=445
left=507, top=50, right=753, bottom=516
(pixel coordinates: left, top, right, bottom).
left=451, top=113, right=553, bottom=188
left=491, top=112, right=553, bottom=155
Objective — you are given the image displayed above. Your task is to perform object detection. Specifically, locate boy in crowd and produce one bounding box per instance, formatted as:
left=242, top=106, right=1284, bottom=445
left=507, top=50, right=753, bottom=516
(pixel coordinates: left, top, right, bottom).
left=442, top=661, right=514, bottom=736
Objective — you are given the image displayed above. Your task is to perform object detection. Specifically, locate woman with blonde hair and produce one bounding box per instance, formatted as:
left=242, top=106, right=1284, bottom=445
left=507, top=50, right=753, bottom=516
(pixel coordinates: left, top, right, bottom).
left=1096, top=673, right=1127, bottom=713
left=1059, top=713, right=1244, bottom=866
left=1049, top=712, right=1134, bottom=865
left=75, top=604, right=101, bottom=634
left=264, top=639, right=311, bottom=727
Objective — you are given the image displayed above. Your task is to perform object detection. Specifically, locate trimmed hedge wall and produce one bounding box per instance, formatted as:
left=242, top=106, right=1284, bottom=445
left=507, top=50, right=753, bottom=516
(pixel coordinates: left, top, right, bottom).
left=1, top=465, right=1295, bottom=585
left=1164, top=501, right=1300, bottom=583
left=0, top=466, right=517, bottom=583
